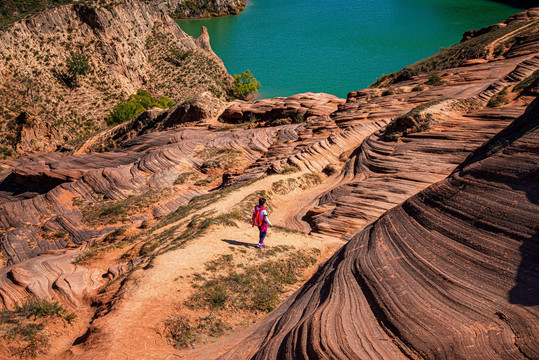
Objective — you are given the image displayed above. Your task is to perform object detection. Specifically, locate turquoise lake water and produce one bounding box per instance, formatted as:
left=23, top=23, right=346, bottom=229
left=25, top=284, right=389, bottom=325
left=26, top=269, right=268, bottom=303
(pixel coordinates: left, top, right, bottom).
left=178, top=0, right=523, bottom=98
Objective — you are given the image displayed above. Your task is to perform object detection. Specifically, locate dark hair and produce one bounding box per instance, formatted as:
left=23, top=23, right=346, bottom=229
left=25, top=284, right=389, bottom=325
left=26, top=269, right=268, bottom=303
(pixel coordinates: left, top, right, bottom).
left=259, top=197, right=266, bottom=206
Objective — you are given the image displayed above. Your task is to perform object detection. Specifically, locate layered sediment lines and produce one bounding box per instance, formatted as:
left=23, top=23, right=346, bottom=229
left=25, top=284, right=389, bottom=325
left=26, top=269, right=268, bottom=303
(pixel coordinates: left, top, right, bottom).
left=307, top=106, right=526, bottom=238
left=300, top=42, right=539, bottom=238
left=0, top=251, right=103, bottom=309
left=212, top=98, right=539, bottom=360
left=220, top=93, right=346, bottom=123
left=0, top=126, right=281, bottom=266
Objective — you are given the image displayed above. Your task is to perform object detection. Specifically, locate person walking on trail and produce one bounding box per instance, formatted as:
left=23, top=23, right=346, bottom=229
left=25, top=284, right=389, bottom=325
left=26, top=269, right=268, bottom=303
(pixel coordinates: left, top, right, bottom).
left=252, top=197, right=272, bottom=248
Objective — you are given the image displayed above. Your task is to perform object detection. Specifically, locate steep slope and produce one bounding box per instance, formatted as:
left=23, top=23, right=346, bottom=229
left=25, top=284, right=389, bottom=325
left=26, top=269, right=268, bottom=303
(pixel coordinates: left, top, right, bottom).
left=204, top=97, right=539, bottom=360
left=0, top=0, right=232, bottom=157
left=153, top=0, right=246, bottom=19
left=0, top=0, right=245, bottom=28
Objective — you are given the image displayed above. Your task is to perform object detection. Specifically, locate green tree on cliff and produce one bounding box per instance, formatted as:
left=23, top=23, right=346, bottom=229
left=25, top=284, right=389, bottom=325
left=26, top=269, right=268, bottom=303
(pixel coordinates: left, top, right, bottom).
left=55, top=51, right=91, bottom=88
left=232, top=69, right=261, bottom=99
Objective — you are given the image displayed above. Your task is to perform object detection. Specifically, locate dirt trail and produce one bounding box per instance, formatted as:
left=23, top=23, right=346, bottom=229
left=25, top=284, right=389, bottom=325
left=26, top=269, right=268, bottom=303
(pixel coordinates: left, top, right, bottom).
left=485, top=22, right=536, bottom=59
left=64, top=173, right=344, bottom=360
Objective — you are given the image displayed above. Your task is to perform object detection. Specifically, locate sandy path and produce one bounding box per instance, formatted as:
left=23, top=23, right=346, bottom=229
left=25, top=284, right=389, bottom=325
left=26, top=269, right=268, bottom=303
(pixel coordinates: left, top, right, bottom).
left=485, top=22, right=536, bottom=59
left=65, top=173, right=344, bottom=359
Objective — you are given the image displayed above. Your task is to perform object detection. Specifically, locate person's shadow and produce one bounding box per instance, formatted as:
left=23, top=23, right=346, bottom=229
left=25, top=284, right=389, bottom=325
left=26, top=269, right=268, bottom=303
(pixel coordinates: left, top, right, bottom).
left=221, top=239, right=258, bottom=248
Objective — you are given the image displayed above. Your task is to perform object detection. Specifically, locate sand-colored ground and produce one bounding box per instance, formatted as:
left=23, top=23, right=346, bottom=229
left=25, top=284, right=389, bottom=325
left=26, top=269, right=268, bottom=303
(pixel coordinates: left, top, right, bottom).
left=62, top=172, right=344, bottom=359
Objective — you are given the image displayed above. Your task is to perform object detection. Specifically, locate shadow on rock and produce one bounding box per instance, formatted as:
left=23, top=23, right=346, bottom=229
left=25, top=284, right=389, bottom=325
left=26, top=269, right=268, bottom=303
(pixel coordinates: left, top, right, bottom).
left=510, top=231, right=539, bottom=306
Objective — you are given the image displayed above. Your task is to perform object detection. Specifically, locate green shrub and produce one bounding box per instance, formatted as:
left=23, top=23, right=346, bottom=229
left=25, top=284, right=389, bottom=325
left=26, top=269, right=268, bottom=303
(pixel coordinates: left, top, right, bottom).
left=322, top=164, right=338, bottom=176
left=107, top=89, right=174, bottom=126
left=107, top=101, right=146, bottom=126
left=426, top=73, right=443, bottom=86
left=232, top=69, right=261, bottom=99
left=292, top=112, right=304, bottom=123
left=487, top=86, right=510, bottom=108
left=66, top=51, right=90, bottom=77
left=412, top=84, right=425, bottom=92
left=55, top=51, right=91, bottom=88
left=513, top=70, right=539, bottom=93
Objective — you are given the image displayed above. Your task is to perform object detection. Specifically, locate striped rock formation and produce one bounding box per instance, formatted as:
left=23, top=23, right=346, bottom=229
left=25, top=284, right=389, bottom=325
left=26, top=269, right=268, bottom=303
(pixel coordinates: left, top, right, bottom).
left=206, top=97, right=539, bottom=360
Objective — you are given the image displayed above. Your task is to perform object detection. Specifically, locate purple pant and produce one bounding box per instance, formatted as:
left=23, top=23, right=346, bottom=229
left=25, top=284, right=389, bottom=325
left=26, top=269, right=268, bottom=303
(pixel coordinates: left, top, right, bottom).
left=259, top=228, right=267, bottom=243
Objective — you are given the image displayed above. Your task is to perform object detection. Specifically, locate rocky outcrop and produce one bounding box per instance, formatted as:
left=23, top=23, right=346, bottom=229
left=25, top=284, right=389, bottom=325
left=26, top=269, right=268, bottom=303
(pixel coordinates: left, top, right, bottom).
left=206, top=97, right=539, bottom=360
left=154, top=0, right=246, bottom=19
left=220, top=93, right=345, bottom=124
left=224, top=46, right=538, bottom=234
left=75, top=91, right=227, bottom=153
left=0, top=0, right=232, bottom=157
left=0, top=250, right=103, bottom=309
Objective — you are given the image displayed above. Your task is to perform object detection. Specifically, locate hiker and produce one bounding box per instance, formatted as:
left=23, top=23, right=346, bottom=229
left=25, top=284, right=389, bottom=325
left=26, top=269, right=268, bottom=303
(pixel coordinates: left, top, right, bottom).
left=251, top=197, right=272, bottom=248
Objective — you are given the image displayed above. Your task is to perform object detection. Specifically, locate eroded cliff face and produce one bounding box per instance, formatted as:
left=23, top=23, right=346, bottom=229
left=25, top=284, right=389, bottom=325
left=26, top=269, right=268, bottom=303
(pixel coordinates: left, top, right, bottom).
left=153, top=0, right=246, bottom=19
left=0, top=0, right=232, bottom=157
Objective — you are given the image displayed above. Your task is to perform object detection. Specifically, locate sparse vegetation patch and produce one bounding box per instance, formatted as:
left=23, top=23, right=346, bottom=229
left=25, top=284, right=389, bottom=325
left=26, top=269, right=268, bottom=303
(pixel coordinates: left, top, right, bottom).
left=187, top=249, right=317, bottom=313
left=81, top=190, right=163, bottom=226
left=271, top=172, right=322, bottom=195
left=166, top=313, right=230, bottom=350
left=0, top=298, right=76, bottom=358
left=195, top=147, right=243, bottom=173
left=513, top=70, right=539, bottom=93
left=382, top=99, right=478, bottom=141
left=487, top=86, right=511, bottom=108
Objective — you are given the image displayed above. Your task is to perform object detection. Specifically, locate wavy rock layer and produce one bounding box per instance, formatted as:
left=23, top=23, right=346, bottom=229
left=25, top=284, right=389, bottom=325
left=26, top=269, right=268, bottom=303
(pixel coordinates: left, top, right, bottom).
left=220, top=93, right=346, bottom=123
left=0, top=250, right=103, bottom=309
left=307, top=105, right=527, bottom=238
left=213, top=98, right=539, bottom=360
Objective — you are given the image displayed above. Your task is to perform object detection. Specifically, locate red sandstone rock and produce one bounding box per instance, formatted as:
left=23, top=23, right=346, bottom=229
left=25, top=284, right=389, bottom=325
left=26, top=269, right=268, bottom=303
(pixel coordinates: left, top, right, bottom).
left=200, top=97, right=539, bottom=360
left=219, top=93, right=345, bottom=124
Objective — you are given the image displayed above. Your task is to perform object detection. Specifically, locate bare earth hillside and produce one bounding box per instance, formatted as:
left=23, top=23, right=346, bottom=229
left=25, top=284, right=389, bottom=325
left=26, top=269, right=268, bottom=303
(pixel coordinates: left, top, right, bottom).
left=0, top=0, right=232, bottom=157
